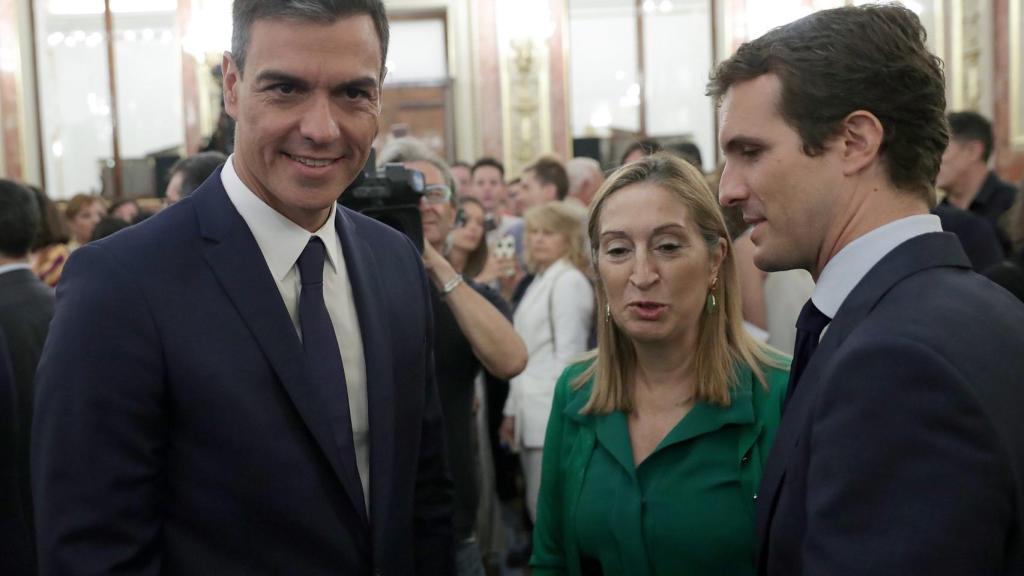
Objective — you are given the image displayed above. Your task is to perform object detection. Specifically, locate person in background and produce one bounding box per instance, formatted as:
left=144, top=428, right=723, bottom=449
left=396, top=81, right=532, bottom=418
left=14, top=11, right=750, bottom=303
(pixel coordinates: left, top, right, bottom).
left=448, top=196, right=490, bottom=280
left=472, top=158, right=525, bottom=298
left=500, top=201, right=594, bottom=523
left=531, top=153, right=788, bottom=576
left=0, top=325, right=32, bottom=576
left=932, top=202, right=1003, bottom=272
left=63, top=193, right=107, bottom=251
left=0, top=179, right=55, bottom=575
left=620, top=139, right=661, bottom=166
left=380, top=137, right=528, bottom=576
left=471, top=157, right=510, bottom=221
left=90, top=216, right=131, bottom=242
left=164, top=151, right=228, bottom=204
left=711, top=5, right=1024, bottom=574
left=984, top=179, right=1024, bottom=301
left=519, top=157, right=569, bottom=212
left=108, top=199, right=140, bottom=223
left=669, top=141, right=704, bottom=172
left=27, top=185, right=70, bottom=288
left=506, top=177, right=524, bottom=217
left=936, top=111, right=1017, bottom=255
left=566, top=157, right=603, bottom=209
left=452, top=160, right=474, bottom=198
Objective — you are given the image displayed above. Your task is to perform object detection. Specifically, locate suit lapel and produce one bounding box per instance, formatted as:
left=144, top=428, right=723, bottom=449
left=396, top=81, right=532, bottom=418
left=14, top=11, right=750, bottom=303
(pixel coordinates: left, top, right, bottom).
left=334, top=207, right=396, bottom=535
left=193, top=175, right=368, bottom=521
left=755, top=232, right=971, bottom=562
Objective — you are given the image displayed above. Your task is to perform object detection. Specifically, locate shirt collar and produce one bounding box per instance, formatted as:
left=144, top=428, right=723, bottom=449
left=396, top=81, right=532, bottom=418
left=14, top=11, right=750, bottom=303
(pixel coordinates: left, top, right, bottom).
left=221, top=154, right=341, bottom=281
left=0, top=262, right=31, bottom=276
left=813, top=214, right=941, bottom=318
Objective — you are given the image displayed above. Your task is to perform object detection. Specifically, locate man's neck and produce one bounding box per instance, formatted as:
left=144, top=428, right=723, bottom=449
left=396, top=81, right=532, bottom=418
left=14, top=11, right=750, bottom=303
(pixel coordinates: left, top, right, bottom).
left=947, top=164, right=989, bottom=210
left=813, top=181, right=930, bottom=279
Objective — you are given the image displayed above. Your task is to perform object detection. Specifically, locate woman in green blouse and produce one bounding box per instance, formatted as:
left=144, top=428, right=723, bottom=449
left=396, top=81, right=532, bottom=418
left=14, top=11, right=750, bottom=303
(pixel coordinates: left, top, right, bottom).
left=530, top=154, right=790, bottom=576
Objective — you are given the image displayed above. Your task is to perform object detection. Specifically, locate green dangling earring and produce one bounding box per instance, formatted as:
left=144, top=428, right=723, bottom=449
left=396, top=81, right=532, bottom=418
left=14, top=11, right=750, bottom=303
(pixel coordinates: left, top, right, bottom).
left=705, top=277, right=718, bottom=315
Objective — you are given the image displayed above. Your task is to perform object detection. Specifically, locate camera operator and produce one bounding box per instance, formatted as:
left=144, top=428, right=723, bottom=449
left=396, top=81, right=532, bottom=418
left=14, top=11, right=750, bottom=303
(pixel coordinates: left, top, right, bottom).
left=380, top=138, right=527, bottom=576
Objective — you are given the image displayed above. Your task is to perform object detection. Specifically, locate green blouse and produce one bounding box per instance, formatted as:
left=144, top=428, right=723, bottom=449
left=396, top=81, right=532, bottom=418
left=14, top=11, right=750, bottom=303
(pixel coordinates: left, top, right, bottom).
left=530, top=355, right=790, bottom=576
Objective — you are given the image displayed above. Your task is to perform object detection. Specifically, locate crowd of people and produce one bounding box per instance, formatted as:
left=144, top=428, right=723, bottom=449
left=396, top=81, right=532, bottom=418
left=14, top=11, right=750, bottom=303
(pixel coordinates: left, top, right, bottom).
left=2, top=1, right=1024, bottom=576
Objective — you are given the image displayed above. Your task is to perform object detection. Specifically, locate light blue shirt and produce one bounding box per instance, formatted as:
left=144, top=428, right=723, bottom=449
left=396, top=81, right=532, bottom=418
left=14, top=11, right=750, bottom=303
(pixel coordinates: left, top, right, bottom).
left=813, top=214, right=942, bottom=320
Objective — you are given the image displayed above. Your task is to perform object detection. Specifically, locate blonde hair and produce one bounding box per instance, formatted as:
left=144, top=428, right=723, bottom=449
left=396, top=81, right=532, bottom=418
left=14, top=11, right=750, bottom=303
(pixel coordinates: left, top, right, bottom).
left=522, top=201, right=589, bottom=274
left=576, top=153, right=781, bottom=413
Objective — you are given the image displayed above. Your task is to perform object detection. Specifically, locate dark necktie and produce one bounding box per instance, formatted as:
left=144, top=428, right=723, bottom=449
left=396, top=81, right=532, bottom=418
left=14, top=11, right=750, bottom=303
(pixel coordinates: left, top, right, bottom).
left=783, top=299, right=831, bottom=410
left=297, top=237, right=365, bottom=517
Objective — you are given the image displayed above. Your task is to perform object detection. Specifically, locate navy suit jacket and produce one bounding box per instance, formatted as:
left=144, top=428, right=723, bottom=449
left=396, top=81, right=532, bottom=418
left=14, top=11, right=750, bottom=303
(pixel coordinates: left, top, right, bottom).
left=0, top=327, right=33, bottom=576
left=756, top=232, right=1024, bottom=576
left=32, top=171, right=454, bottom=575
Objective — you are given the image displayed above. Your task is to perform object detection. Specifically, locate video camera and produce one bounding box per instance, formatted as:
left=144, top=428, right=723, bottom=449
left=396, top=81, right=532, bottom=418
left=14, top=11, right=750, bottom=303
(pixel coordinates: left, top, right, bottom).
left=340, top=149, right=426, bottom=252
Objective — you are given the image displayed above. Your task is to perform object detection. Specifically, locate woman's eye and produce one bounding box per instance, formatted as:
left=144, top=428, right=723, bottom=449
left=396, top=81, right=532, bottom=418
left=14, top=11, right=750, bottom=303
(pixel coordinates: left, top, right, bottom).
left=656, top=243, right=682, bottom=254
left=605, top=246, right=630, bottom=258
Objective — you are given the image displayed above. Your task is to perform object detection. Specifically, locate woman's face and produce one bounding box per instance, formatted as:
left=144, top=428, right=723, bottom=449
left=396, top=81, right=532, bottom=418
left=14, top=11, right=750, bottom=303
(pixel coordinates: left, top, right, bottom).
left=69, top=200, right=106, bottom=243
left=528, top=225, right=570, bottom=271
left=450, top=202, right=486, bottom=253
left=596, top=182, right=724, bottom=345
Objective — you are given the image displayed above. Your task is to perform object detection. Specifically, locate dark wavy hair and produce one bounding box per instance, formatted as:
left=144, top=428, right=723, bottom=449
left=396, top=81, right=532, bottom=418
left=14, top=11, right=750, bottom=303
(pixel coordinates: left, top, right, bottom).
left=707, top=4, right=948, bottom=204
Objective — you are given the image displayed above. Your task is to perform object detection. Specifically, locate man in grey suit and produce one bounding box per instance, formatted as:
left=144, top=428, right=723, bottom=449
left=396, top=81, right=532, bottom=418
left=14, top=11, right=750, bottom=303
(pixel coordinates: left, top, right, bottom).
left=0, top=179, right=54, bottom=574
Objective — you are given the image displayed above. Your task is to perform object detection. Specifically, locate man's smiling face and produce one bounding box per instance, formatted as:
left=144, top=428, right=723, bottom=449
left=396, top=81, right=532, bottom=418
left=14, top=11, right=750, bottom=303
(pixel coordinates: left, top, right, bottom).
left=223, top=15, right=383, bottom=231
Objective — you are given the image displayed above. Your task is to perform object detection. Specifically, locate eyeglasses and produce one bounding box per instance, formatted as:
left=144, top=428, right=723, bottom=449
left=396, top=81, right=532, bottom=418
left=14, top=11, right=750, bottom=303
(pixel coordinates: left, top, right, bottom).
left=423, top=184, right=453, bottom=205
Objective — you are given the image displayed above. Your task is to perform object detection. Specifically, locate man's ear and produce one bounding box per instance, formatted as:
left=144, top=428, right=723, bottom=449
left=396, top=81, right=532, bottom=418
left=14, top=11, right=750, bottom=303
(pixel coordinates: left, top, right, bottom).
left=838, top=110, right=885, bottom=177
left=965, top=139, right=986, bottom=164
left=223, top=52, right=241, bottom=120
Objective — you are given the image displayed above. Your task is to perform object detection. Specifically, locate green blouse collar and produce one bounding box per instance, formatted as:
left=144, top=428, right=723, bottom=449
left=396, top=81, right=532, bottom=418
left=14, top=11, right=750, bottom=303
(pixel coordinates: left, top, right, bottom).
left=564, top=363, right=757, bottom=476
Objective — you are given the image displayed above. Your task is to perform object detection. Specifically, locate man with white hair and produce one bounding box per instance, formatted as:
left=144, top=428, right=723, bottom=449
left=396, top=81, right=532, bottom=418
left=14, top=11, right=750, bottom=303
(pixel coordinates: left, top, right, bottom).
left=566, top=157, right=604, bottom=209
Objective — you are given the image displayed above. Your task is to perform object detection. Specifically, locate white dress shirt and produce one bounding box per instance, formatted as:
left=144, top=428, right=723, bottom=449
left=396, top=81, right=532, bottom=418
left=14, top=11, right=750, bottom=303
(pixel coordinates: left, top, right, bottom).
left=0, top=262, right=31, bottom=276
left=222, top=156, right=370, bottom=508
left=812, top=214, right=943, bottom=320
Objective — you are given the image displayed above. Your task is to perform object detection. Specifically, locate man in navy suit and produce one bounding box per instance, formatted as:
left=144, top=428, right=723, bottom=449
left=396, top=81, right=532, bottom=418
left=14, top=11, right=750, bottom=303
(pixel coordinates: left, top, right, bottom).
left=32, top=1, right=453, bottom=574
left=711, top=5, right=1024, bottom=575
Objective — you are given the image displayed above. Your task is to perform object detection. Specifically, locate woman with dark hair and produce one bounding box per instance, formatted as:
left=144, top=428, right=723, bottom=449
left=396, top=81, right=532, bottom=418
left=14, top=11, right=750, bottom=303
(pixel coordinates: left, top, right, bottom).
left=27, top=186, right=70, bottom=288
left=448, top=196, right=490, bottom=280
left=530, top=154, right=789, bottom=575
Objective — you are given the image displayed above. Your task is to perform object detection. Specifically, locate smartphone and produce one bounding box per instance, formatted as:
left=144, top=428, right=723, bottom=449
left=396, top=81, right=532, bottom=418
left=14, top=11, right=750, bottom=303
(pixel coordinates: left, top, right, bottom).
left=494, top=234, right=516, bottom=260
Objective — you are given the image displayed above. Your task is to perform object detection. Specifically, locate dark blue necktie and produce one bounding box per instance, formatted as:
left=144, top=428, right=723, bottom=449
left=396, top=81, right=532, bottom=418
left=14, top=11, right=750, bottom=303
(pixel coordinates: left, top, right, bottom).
left=297, top=237, right=365, bottom=517
left=783, top=299, right=831, bottom=410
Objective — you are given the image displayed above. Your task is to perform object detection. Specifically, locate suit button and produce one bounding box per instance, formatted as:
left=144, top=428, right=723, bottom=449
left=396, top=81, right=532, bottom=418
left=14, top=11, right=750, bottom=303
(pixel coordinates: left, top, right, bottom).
left=741, top=455, right=750, bottom=464
left=753, top=493, right=758, bottom=501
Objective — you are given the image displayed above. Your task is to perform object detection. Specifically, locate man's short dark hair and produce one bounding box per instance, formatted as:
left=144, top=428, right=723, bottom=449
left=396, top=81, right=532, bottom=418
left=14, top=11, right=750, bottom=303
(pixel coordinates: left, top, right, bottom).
left=0, top=179, right=41, bottom=258
left=948, top=111, right=994, bottom=162
left=471, top=157, right=505, bottom=180
left=707, top=4, right=948, bottom=202
left=524, top=157, right=570, bottom=201
left=620, top=139, right=662, bottom=166
left=231, top=0, right=390, bottom=76
left=170, top=151, right=228, bottom=199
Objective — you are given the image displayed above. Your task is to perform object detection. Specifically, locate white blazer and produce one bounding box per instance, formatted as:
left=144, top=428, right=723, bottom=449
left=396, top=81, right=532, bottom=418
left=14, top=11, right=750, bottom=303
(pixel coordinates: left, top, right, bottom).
left=504, top=258, right=594, bottom=448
